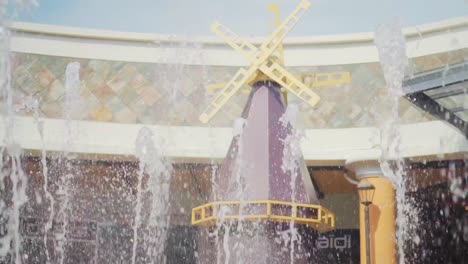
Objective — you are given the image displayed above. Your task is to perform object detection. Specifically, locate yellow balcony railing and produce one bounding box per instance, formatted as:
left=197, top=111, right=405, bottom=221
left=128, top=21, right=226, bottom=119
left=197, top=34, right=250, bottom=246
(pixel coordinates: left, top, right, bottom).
left=191, top=200, right=335, bottom=232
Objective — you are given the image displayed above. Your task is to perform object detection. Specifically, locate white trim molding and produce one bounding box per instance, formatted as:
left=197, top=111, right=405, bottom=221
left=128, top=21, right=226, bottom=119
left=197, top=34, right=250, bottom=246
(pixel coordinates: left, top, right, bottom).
left=10, top=17, right=468, bottom=66
left=1, top=116, right=466, bottom=164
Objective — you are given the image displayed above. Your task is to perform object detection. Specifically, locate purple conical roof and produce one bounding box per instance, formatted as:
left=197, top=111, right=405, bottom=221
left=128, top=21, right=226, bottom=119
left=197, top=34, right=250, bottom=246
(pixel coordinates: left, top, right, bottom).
left=213, top=82, right=319, bottom=205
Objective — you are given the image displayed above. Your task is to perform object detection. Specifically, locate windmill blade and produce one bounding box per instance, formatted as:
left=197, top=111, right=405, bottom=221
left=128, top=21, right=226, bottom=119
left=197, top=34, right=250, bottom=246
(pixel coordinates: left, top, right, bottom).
left=199, top=0, right=312, bottom=123
left=211, top=22, right=258, bottom=62
left=199, top=66, right=259, bottom=123
left=267, top=3, right=284, bottom=65
left=259, top=61, right=320, bottom=107
left=253, top=0, right=311, bottom=65
left=211, top=0, right=310, bottom=66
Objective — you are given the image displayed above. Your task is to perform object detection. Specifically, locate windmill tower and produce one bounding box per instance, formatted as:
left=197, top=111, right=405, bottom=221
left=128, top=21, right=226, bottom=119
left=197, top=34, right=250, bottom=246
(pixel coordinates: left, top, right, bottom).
left=192, top=1, right=345, bottom=263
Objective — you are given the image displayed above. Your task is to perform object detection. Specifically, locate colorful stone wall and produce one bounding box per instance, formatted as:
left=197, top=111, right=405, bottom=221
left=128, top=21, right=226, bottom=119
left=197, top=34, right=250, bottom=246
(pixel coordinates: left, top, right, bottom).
left=10, top=48, right=468, bottom=128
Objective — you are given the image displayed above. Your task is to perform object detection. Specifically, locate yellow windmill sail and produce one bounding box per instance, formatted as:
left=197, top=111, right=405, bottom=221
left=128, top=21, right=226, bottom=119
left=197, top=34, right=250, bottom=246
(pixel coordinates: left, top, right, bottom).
left=200, top=0, right=351, bottom=123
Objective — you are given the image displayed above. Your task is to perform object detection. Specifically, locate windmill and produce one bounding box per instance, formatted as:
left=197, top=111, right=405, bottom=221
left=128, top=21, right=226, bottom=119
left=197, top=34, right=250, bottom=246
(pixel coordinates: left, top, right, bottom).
left=199, top=0, right=350, bottom=123
left=192, top=1, right=339, bottom=262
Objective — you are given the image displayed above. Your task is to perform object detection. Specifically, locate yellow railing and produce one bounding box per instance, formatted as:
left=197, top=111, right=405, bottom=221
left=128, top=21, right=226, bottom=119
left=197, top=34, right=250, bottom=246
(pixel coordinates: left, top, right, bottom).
left=191, top=200, right=335, bottom=232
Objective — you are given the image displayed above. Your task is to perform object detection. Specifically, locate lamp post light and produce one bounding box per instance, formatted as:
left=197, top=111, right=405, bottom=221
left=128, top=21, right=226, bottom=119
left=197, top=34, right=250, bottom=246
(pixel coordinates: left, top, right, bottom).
left=357, top=180, right=376, bottom=264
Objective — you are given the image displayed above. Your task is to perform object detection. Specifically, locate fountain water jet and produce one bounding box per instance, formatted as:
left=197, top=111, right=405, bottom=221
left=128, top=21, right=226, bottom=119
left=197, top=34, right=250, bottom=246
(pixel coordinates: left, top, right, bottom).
left=375, top=18, right=420, bottom=263
left=0, top=1, right=36, bottom=262
left=134, top=127, right=172, bottom=263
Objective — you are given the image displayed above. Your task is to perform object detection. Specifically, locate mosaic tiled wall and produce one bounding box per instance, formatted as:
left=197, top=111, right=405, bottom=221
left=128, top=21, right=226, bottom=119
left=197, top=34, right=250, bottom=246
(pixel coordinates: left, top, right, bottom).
left=10, top=48, right=468, bottom=128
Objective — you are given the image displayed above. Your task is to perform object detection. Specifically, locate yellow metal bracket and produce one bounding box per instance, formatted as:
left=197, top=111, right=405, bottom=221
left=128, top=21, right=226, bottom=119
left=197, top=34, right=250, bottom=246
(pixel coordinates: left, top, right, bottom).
left=207, top=71, right=352, bottom=95
left=301, top=72, right=352, bottom=87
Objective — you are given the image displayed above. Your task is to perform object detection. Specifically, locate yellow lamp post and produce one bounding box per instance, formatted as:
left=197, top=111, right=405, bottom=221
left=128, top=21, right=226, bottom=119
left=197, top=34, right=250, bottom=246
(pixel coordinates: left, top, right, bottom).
left=357, top=180, right=376, bottom=264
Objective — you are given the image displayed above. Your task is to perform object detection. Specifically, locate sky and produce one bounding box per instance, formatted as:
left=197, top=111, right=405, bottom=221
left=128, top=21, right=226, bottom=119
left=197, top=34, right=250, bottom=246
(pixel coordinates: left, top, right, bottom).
left=12, top=0, right=468, bottom=37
